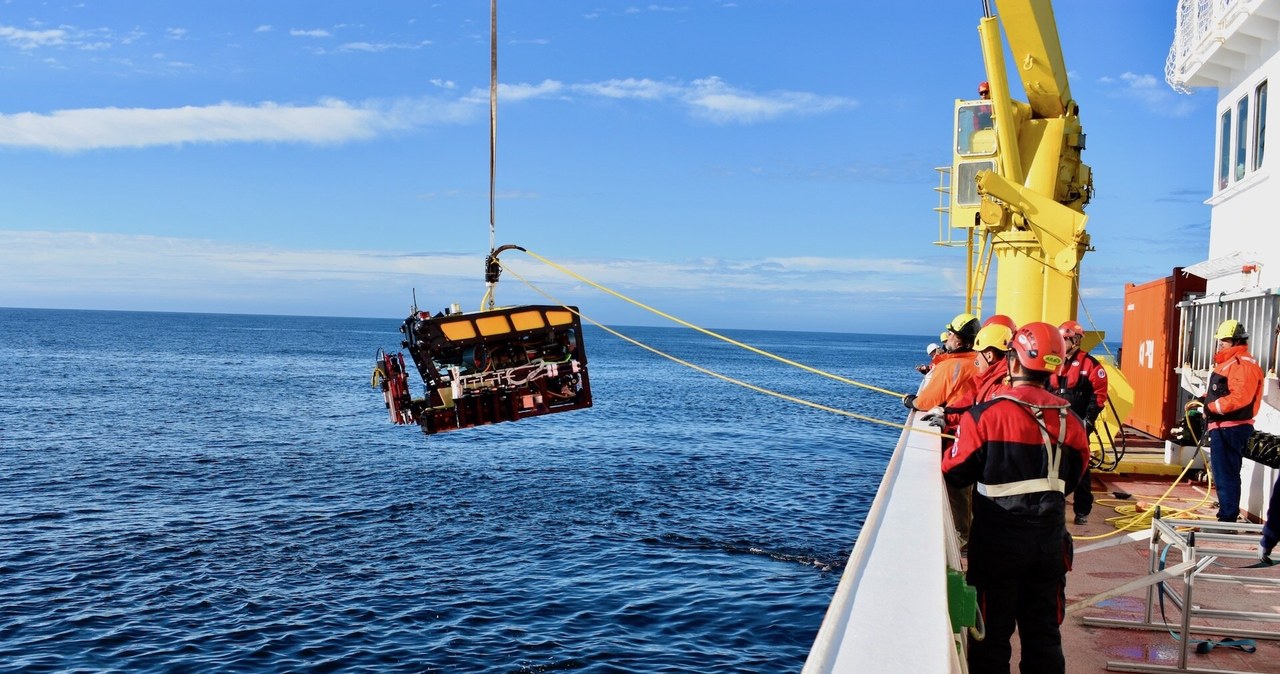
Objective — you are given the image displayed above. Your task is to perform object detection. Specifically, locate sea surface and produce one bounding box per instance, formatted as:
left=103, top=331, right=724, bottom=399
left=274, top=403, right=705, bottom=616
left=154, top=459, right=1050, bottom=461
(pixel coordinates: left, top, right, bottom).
left=0, top=308, right=925, bottom=673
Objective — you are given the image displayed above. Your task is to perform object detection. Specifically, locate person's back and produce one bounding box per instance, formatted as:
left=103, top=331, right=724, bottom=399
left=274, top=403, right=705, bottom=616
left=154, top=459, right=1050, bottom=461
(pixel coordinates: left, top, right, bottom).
left=941, top=322, right=1090, bottom=674
left=957, top=387, right=1088, bottom=527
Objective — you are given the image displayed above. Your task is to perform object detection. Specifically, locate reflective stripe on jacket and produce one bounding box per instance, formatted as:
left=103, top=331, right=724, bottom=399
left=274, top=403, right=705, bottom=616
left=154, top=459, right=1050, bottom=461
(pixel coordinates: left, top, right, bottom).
left=942, top=386, right=1090, bottom=527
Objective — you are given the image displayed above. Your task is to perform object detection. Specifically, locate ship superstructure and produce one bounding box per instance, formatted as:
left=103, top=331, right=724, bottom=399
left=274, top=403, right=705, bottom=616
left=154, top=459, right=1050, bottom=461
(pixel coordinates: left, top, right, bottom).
left=1141, top=0, right=1280, bottom=531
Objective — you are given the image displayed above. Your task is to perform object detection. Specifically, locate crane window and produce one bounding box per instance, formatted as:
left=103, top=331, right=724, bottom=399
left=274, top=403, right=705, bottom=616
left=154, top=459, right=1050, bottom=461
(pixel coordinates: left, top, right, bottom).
left=1218, top=109, right=1231, bottom=190
left=957, top=102, right=996, bottom=156
left=956, top=160, right=995, bottom=206
left=1254, top=80, right=1267, bottom=171
left=1235, top=96, right=1249, bottom=180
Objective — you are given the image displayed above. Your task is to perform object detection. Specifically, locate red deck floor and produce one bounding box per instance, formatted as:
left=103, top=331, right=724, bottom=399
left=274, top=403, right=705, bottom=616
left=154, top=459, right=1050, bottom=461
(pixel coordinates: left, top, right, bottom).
left=1014, top=472, right=1280, bottom=673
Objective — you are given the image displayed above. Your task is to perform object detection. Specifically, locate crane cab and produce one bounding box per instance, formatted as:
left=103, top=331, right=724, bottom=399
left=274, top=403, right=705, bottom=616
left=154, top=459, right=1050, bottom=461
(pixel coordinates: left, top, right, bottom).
left=951, top=98, right=1000, bottom=228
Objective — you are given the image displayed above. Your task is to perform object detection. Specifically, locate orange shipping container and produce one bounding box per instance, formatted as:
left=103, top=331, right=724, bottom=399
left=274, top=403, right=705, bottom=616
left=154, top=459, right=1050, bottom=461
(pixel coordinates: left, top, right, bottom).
left=1120, top=269, right=1205, bottom=438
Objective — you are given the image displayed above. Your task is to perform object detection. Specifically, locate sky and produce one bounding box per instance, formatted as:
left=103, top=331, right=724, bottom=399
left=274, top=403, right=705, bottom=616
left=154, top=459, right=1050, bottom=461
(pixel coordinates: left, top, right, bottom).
left=0, top=1, right=1215, bottom=336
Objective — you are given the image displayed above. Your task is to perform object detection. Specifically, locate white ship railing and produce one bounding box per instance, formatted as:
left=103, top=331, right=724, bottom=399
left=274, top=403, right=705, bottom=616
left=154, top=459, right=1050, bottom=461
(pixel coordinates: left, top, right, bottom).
left=802, top=414, right=965, bottom=673
left=1176, top=288, right=1280, bottom=375
left=1165, top=0, right=1266, bottom=92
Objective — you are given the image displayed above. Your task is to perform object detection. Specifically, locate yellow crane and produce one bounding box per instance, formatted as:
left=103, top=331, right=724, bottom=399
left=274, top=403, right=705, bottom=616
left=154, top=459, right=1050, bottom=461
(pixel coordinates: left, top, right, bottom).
left=944, top=0, right=1133, bottom=451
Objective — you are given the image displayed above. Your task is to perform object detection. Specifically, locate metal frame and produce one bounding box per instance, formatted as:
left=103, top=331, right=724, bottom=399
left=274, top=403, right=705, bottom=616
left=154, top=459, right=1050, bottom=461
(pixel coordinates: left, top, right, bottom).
left=1077, top=517, right=1280, bottom=673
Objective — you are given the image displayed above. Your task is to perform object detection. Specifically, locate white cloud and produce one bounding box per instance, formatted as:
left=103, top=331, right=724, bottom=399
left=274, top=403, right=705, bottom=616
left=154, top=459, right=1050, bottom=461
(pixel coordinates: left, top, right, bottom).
left=571, top=76, right=857, bottom=123
left=166, top=27, right=187, bottom=40
left=1101, top=71, right=1197, bottom=117
left=574, top=78, right=683, bottom=100
left=683, top=76, right=856, bottom=123
left=463, top=79, right=566, bottom=103
left=0, top=76, right=854, bottom=152
left=338, top=40, right=431, bottom=52
left=255, top=25, right=273, bottom=33
left=0, top=24, right=67, bottom=49
left=290, top=28, right=331, bottom=38
left=0, top=97, right=478, bottom=151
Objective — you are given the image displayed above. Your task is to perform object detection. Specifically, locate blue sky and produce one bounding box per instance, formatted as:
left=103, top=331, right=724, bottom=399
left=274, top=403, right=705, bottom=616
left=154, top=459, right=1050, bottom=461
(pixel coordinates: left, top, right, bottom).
left=0, top=1, right=1213, bottom=336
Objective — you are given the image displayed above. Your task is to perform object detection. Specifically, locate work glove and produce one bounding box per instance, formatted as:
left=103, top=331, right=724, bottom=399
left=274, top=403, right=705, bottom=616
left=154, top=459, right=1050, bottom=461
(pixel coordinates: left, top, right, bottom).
left=920, top=406, right=946, bottom=429
left=902, top=394, right=917, bottom=410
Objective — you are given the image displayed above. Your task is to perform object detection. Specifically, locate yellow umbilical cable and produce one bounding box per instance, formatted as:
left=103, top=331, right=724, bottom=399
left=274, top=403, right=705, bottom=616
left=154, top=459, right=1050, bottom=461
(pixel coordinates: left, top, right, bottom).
left=498, top=261, right=952, bottom=439
left=1073, top=433, right=1215, bottom=541
left=516, top=249, right=908, bottom=399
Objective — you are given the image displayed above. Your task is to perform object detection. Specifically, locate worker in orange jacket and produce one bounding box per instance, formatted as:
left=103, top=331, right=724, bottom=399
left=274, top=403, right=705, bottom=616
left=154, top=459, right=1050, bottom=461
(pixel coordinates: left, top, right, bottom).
left=906, top=312, right=981, bottom=547
left=1189, top=319, right=1264, bottom=523
left=905, top=313, right=980, bottom=415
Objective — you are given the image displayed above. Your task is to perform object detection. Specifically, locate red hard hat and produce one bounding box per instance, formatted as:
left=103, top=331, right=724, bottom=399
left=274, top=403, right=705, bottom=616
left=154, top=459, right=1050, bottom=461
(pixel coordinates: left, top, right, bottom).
left=982, top=314, right=1017, bottom=331
left=1058, top=320, right=1085, bottom=341
left=978, top=81, right=990, bottom=94
left=1011, top=322, right=1066, bottom=373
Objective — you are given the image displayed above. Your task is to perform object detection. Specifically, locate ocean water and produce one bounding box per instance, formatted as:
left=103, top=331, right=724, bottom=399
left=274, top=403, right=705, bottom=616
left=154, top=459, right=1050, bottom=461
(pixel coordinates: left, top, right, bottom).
left=0, top=308, right=925, bottom=673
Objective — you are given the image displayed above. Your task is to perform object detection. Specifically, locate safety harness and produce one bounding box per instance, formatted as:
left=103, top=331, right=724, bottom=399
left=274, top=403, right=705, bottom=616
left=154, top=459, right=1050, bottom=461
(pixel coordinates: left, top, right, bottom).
left=976, top=395, right=1070, bottom=499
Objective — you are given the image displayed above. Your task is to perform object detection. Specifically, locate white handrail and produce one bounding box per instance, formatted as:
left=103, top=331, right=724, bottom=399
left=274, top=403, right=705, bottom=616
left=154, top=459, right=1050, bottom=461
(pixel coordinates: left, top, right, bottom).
left=802, top=414, right=964, bottom=673
left=1166, top=0, right=1258, bottom=92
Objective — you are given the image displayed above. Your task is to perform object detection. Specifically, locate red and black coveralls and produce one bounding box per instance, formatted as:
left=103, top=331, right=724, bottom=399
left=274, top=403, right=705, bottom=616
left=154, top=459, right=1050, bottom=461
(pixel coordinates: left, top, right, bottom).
left=1049, top=350, right=1107, bottom=518
left=942, top=386, right=1090, bottom=674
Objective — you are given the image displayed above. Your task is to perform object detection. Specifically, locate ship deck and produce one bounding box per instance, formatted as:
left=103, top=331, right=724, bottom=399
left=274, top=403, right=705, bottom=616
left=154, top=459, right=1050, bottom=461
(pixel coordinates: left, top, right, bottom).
left=1005, top=456, right=1280, bottom=673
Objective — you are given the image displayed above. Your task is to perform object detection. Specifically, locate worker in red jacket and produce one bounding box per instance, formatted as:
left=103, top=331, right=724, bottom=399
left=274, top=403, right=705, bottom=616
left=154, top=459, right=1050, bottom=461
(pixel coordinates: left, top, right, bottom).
left=1189, top=319, right=1264, bottom=524
left=1049, top=320, right=1108, bottom=525
left=943, top=322, right=1090, bottom=674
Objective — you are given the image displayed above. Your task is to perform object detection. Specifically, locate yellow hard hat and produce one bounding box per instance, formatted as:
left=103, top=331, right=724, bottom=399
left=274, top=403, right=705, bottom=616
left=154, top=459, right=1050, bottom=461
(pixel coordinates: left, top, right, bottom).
left=945, top=313, right=980, bottom=343
left=1215, top=319, right=1247, bottom=341
left=974, top=324, right=1013, bottom=352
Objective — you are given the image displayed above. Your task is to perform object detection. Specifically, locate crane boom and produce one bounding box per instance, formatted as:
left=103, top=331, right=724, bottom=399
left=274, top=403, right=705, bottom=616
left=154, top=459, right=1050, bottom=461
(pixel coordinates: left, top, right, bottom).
left=946, top=0, right=1091, bottom=328
left=994, top=0, right=1072, bottom=118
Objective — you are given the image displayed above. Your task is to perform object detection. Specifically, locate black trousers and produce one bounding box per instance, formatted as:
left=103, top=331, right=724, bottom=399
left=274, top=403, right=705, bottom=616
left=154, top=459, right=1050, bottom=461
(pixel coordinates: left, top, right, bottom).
left=1073, top=466, right=1093, bottom=517
left=966, top=518, right=1073, bottom=674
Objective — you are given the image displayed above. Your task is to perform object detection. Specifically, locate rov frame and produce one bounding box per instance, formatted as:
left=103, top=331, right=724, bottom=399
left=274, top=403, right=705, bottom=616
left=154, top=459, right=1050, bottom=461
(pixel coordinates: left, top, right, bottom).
left=376, top=304, right=592, bottom=435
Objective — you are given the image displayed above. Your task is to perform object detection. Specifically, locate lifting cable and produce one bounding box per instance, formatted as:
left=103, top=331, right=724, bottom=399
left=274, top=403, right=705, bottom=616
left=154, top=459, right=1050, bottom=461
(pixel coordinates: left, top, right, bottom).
left=497, top=259, right=951, bottom=439
left=514, top=248, right=906, bottom=399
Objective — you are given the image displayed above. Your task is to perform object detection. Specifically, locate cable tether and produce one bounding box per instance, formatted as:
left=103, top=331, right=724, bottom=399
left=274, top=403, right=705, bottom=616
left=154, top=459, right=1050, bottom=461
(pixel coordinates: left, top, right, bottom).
left=514, top=249, right=905, bottom=399
left=498, top=261, right=949, bottom=438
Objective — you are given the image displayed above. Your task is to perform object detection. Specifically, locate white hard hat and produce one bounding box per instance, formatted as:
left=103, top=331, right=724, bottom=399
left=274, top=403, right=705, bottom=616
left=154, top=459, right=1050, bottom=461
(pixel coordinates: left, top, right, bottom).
left=926, top=342, right=942, bottom=355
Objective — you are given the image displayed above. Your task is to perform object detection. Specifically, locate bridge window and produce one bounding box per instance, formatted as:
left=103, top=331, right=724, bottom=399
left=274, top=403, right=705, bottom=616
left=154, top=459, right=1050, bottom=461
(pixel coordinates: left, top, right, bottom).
left=1218, top=109, right=1231, bottom=190
left=1235, top=96, right=1249, bottom=181
left=1254, top=80, right=1267, bottom=171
